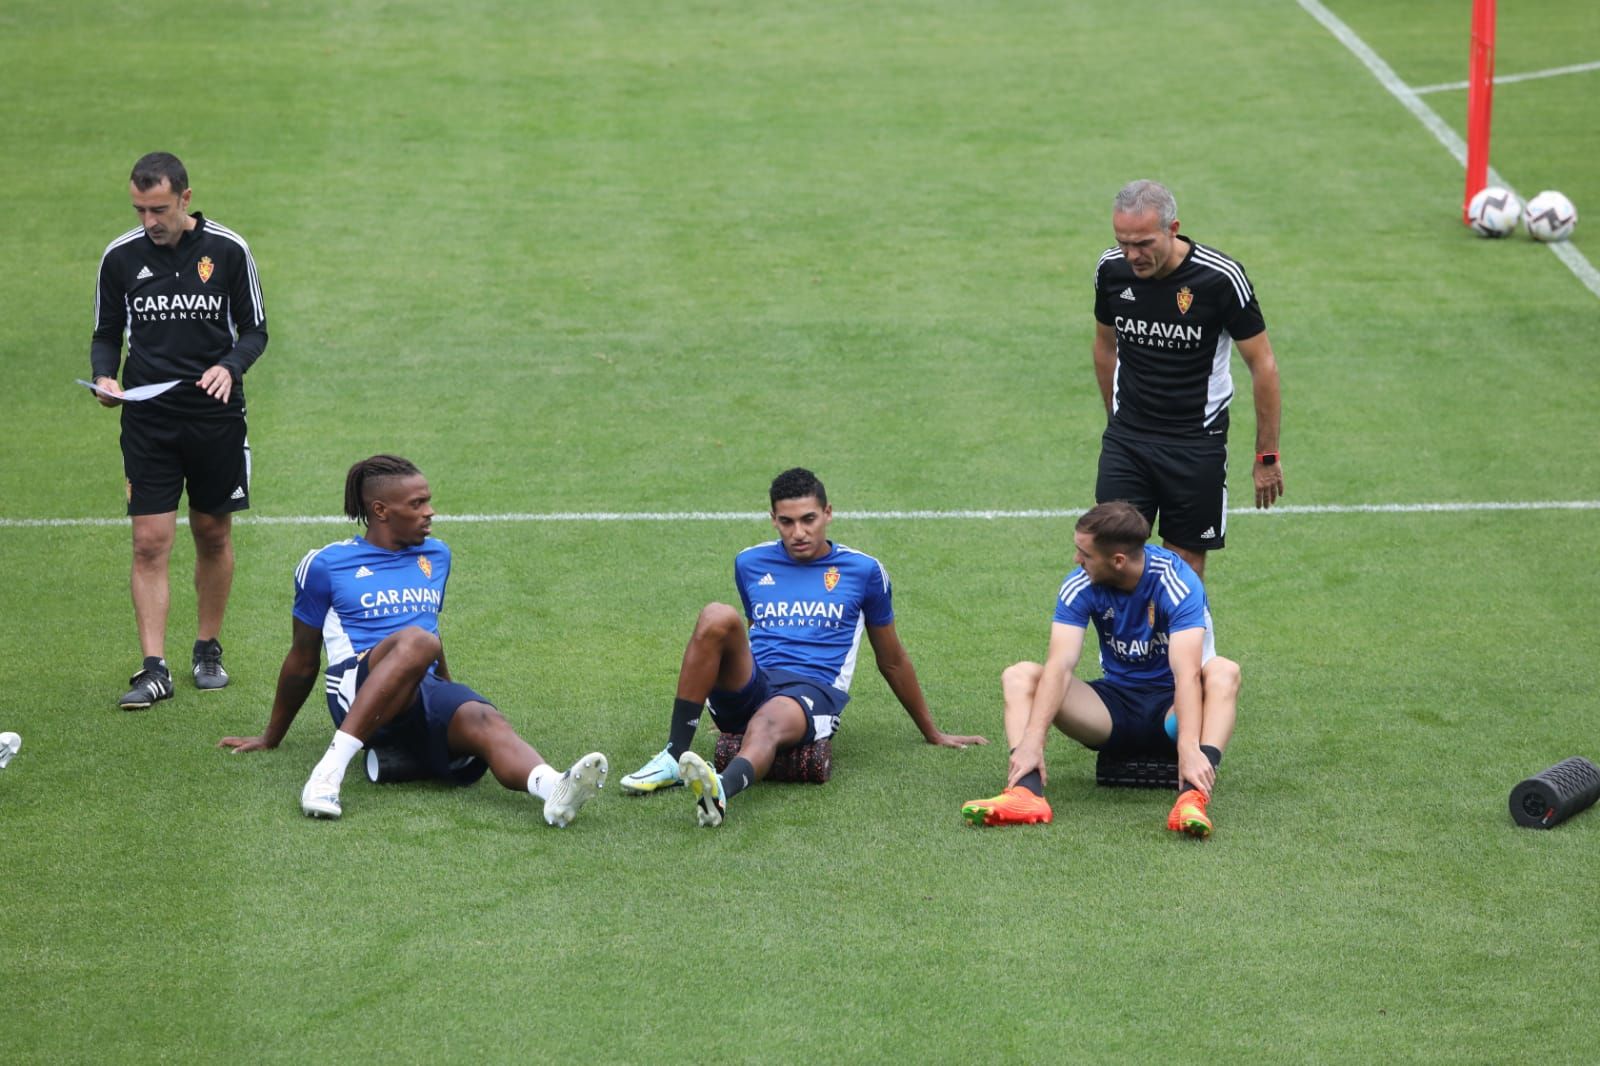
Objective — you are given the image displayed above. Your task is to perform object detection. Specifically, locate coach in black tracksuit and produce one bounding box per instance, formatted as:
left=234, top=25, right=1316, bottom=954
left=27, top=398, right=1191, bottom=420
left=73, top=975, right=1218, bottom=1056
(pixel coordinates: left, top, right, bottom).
left=1090, top=179, right=1284, bottom=585
left=89, top=152, right=268, bottom=710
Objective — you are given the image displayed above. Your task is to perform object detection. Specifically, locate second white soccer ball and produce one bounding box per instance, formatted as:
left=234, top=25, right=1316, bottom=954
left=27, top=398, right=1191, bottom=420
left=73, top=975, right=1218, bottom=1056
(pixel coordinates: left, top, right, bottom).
left=1466, top=186, right=1521, bottom=238
left=1524, top=190, right=1577, bottom=243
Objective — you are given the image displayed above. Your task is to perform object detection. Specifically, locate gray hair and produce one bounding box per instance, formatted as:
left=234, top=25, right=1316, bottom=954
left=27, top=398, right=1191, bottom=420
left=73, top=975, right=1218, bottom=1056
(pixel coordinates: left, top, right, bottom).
left=1114, top=180, right=1177, bottom=228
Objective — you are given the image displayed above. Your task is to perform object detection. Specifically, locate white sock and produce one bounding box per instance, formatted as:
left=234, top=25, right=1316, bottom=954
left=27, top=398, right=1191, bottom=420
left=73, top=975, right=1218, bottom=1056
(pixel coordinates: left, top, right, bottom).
left=527, top=763, right=560, bottom=800
left=310, top=730, right=364, bottom=787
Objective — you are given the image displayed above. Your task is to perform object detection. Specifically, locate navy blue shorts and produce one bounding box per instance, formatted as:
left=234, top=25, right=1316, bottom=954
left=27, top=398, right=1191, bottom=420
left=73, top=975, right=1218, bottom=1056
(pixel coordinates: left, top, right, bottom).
left=327, top=656, right=491, bottom=785
left=708, top=664, right=847, bottom=745
left=1087, top=678, right=1177, bottom=757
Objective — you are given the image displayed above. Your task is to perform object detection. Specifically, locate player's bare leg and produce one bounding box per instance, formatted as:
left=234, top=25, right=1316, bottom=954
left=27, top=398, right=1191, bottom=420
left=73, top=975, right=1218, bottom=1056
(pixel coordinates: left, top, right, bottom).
left=448, top=703, right=607, bottom=827
left=301, top=626, right=440, bottom=819
left=1167, top=656, right=1240, bottom=838
left=719, top=697, right=806, bottom=785
left=676, top=602, right=757, bottom=701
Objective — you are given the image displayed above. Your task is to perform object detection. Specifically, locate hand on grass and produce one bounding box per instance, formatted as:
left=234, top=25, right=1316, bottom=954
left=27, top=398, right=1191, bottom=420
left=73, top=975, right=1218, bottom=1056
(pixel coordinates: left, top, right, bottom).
left=218, top=735, right=275, bottom=754
left=930, top=731, right=989, bottom=750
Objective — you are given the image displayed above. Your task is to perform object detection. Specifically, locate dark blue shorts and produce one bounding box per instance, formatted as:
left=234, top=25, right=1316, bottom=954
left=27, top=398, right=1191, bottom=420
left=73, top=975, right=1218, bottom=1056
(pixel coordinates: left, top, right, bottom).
left=708, top=664, right=847, bottom=745
left=327, top=656, right=491, bottom=785
left=1087, top=678, right=1177, bottom=757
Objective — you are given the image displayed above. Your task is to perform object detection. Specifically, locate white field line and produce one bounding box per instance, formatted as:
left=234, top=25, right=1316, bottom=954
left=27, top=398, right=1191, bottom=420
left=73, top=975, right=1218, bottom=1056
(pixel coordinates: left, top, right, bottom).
left=1413, top=59, right=1600, bottom=95
left=2, top=499, right=1598, bottom=529
left=1296, top=0, right=1600, bottom=301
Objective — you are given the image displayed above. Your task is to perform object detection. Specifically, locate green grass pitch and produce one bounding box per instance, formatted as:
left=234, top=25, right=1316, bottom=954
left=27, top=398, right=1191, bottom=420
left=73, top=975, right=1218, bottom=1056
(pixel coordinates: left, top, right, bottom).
left=3, top=1, right=1598, bottom=1062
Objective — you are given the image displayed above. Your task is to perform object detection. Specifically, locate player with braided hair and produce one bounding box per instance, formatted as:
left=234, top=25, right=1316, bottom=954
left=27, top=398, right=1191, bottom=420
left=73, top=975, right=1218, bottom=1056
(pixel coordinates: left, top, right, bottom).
left=219, top=455, right=608, bottom=825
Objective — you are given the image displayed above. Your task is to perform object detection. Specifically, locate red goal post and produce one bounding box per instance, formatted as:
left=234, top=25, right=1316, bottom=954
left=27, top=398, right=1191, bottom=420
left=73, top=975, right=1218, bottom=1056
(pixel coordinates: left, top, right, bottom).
left=1463, top=0, right=1497, bottom=223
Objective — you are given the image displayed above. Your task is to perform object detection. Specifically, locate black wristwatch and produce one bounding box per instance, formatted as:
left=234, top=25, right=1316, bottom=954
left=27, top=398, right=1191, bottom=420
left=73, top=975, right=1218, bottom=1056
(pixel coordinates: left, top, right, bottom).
left=1256, top=451, right=1279, bottom=466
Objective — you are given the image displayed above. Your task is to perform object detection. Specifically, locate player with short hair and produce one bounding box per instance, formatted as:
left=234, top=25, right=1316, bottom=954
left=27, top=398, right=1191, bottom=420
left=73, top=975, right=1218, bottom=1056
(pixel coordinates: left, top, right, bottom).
left=962, top=501, right=1239, bottom=837
left=218, top=455, right=607, bottom=826
left=90, top=152, right=269, bottom=708
left=620, top=467, right=987, bottom=826
left=1092, top=178, right=1284, bottom=581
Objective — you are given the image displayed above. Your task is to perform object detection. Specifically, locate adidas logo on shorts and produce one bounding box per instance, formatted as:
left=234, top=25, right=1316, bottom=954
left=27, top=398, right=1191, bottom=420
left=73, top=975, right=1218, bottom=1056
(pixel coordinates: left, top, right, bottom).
left=1200, top=527, right=1217, bottom=539
left=230, top=486, right=246, bottom=500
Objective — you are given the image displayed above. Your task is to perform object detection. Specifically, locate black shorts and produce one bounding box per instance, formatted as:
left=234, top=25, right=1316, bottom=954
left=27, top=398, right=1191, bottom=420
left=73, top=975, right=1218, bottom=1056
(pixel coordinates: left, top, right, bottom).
left=120, top=410, right=251, bottom=516
left=1096, top=425, right=1227, bottom=553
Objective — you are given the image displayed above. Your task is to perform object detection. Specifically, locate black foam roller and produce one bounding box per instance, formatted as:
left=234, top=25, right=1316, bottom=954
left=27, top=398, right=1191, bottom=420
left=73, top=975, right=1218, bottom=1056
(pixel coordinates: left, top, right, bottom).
left=1509, top=756, right=1600, bottom=829
left=365, top=744, right=431, bottom=784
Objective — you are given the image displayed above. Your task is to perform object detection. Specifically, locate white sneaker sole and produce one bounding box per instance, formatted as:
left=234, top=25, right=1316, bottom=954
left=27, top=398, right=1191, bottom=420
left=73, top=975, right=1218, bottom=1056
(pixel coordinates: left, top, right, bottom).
left=544, top=752, right=608, bottom=827
left=0, top=731, right=19, bottom=770
left=678, top=752, right=724, bottom=827
left=301, top=781, right=342, bottom=819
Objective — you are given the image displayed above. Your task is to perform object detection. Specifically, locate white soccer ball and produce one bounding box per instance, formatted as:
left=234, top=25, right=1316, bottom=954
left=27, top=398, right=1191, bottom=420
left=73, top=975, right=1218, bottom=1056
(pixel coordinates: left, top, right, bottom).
left=1466, top=186, right=1521, bottom=238
left=1524, top=190, right=1577, bottom=242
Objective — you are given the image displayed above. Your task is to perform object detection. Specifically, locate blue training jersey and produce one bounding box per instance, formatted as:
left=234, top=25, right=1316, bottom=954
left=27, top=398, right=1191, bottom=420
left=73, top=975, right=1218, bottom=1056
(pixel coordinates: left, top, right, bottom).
left=735, top=539, right=894, bottom=694
left=1053, top=544, right=1213, bottom=687
left=292, top=536, right=452, bottom=670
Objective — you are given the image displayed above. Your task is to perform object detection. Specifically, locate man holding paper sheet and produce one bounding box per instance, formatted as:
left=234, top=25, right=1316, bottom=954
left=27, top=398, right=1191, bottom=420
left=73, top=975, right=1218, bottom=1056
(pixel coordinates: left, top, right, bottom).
left=88, top=152, right=268, bottom=710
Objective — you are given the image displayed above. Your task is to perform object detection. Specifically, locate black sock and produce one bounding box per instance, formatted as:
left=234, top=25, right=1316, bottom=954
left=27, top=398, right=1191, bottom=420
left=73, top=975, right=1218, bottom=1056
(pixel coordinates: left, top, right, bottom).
left=143, top=655, right=168, bottom=676
left=1182, top=746, right=1224, bottom=795
left=666, top=698, right=702, bottom=759
left=1015, top=770, right=1044, bottom=797
left=722, top=756, right=755, bottom=800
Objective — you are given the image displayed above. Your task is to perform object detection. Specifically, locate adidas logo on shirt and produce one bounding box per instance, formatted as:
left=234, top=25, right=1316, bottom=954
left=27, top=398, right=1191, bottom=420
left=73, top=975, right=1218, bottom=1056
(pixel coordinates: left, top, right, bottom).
left=354, top=566, right=375, bottom=579
left=229, top=486, right=246, bottom=500
left=136, top=265, right=154, bottom=280
left=1119, top=287, right=1135, bottom=301
left=758, top=573, right=776, bottom=586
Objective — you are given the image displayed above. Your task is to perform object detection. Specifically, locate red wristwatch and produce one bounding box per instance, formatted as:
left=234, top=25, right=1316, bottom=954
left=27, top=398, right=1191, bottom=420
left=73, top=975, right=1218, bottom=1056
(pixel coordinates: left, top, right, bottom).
left=1256, top=452, right=1279, bottom=466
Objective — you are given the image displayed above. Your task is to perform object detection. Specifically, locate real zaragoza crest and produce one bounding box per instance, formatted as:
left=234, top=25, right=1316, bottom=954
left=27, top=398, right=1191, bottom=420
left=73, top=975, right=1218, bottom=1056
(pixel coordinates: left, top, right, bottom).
left=197, top=256, right=214, bottom=283
left=823, top=566, right=840, bottom=592
left=417, top=556, right=433, bottom=579
left=1175, top=286, right=1193, bottom=314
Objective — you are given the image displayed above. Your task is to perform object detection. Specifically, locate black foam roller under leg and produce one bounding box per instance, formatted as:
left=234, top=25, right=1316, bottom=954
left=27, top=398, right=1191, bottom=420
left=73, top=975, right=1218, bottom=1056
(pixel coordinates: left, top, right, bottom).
left=1509, top=756, right=1600, bottom=829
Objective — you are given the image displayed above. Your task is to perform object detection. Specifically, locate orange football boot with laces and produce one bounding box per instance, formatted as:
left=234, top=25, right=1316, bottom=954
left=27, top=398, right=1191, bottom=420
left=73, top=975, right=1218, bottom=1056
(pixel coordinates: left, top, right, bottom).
left=1166, top=788, right=1213, bottom=838
left=961, top=786, right=1053, bottom=827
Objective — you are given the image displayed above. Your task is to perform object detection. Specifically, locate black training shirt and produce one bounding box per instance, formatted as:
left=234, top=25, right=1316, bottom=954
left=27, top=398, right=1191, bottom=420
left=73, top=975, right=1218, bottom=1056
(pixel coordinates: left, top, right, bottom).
left=1092, top=237, right=1264, bottom=438
left=90, top=212, right=267, bottom=420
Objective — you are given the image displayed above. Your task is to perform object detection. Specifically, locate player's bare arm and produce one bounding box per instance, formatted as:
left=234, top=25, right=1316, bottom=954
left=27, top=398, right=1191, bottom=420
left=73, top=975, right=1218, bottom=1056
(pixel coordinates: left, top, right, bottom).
left=866, top=622, right=987, bottom=749
left=218, top=619, right=323, bottom=753
left=1235, top=331, right=1284, bottom=509
left=1009, top=622, right=1086, bottom=788
left=1166, top=628, right=1212, bottom=795
left=1092, top=321, right=1118, bottom=415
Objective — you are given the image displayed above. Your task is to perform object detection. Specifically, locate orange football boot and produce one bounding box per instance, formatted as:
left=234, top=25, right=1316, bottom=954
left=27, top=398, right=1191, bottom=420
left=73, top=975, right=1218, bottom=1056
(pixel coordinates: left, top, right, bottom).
left=1166, top=788, right=1213, bottom=838
left=961, top=786, right=1053, bottom=827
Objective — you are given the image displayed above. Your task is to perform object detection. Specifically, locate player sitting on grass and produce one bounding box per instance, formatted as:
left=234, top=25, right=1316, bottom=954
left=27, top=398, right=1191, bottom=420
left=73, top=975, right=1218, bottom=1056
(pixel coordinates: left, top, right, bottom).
left=218, top=454, right=607, bottom=826
left=620, top=466, right=986, bottom=826
left=962, top=500, right=1239, bottom=837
